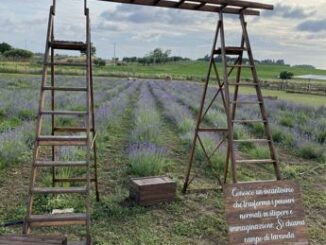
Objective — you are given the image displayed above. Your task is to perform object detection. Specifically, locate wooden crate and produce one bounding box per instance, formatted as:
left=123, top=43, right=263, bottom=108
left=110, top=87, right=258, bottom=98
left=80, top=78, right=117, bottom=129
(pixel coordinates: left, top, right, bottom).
left=130, top=176, right=176, bottom=206
left=0, top=235, right=67, bottom=244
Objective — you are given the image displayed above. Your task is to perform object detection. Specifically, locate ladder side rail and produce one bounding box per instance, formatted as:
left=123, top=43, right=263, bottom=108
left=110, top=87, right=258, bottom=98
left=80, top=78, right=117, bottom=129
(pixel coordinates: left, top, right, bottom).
left=239, top=13, right=282, bottom=180
left=223, top=28, right=246, bottom=184
left=89, top=35, right=100, bottom=202
left=219, top=11, right=237, bottom=183
left=50, top=17, right=56, bottom=187
left=182, top=18, right=221, bottom=193
left=23, top=5, right=55, bottom=234
left=85, top=7, right=92, bottom=244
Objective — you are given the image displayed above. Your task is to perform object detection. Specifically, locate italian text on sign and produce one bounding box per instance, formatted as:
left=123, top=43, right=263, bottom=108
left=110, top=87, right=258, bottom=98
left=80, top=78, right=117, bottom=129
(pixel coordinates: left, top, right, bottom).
left=224, top=181, right=309, bottom=245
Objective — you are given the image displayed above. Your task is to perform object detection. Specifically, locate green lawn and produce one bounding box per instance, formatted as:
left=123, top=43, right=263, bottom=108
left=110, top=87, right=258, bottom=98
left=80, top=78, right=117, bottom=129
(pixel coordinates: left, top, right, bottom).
left=1, top=60, right=326, bottom=82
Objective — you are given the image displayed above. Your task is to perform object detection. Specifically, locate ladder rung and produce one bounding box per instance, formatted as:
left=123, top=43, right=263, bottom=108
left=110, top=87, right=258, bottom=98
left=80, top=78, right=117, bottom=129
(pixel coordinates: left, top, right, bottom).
left=227, top=64, right=254, bottom=68
left=54, top=178, right=96, bottom=183
left=233, top=139, right=270, bottom=143
left=31, top=187, right=87, bottom=194
left=35, top=160, right=87, bottom=167
left=38, top=136, right=88, bottom=146
left=232, top=119, right=266, bottom=123
left=214, top=47, right=246, bottom=55
left=236, top=159, right=276, bottom=164
left=230, top=101, right=262, bottom=104
left=53, top=127, right=90, bottom=132
left=228, top=82, right=258, bottom=86
left=198, top=128, right=228, bottom=132
left=43, top=86, right=87, bottom=92
left=46, top=62, right=86, bottom=67
left=28, top=213, right=87, bottom=227
left=50, top=40, right=87, bottom=51
left=41, top=111, right=87, bottom=116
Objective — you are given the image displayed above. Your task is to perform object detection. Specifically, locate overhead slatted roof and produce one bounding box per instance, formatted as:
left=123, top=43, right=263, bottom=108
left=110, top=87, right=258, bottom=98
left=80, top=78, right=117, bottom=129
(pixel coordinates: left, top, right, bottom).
left=97, top=0, right=273, bottom=15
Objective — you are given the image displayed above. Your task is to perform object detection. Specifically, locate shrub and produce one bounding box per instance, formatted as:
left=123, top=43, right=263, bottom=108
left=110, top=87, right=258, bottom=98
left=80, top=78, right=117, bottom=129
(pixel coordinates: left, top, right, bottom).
left=297, top=144, right=325, bottom=162
left=279, top=71, right=293, bottom=80
left=3, top=48, right=33, bottom=59
left=94, top=58, right=106, bottom=67
left=279, top=114, right=294, bottom=128
left=272, top=128, right=295, bottom=147
left=128, top=143, right=169, bottom=176
left=0, top=42, right=12, bottom=53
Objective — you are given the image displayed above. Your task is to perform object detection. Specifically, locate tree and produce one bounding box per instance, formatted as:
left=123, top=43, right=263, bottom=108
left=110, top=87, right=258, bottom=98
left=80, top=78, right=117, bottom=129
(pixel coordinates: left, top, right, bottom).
left=279, top=71, right=293, bottom=80
left=3, top=48, right=33, bottom=59
left=80, top=43, right=96, bottom=56
left=0, top=42, right=12, bottom=53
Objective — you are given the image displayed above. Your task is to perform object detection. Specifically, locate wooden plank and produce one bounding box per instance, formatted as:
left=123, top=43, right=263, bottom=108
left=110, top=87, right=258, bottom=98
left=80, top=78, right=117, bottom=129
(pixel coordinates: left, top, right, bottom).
left=28, top=214, right=87, bottom=227
left=50, top=40, right=87, bottom=51
left=31, top=187, right=87, bottom=194
left=41, top=111, right=87, bottom=116
left=0, top=235, right=67, bottom=245
left=43, top=86, right=87, bottom=92
left=223, top=181, right=309, bottom=245
left=98, top=0, right=261, bottom=15
left=35, top=160, right=87, bottom=167
left=233, top=139, right=270, bottom=143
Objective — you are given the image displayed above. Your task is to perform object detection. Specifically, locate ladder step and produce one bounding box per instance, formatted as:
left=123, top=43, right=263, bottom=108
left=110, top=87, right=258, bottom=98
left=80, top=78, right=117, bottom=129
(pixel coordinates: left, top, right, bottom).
left=35, top=160, right=87, bottom=167
left=54, top=178, right=96, bottom=183
left=38, top=136, right=88, bottom=146
left=233, top=139, right=270, bottom=143
left=228, top=82, right=259, bottom=86
left=46, top=62, right=86, bottom=67
left=50, top=40, right=87, bottom=51
left=43, top=86, right=87, bottom=92
left=198, top=128, right=228, bottom=132
left=236, top=159, right=276, bottom=164
left=54, top=127, right=91, bottom=132
left=232, top=119, right=266, bottom=123
left=31, top=187, right=87, bottom=194
left=41, top=110, right=87, bottom=116
left=227, top=64, right=254, bottom=68
left=230, top=101, right=262, bottom=104
left=28, top=213, right=87, bottom=227
left=214, top=47, right=246, bottom=55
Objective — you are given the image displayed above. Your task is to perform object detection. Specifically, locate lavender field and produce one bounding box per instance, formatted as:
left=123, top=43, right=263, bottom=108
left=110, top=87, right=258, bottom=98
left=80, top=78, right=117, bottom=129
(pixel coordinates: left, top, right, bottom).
left=0, top=75, right=325, bottom=244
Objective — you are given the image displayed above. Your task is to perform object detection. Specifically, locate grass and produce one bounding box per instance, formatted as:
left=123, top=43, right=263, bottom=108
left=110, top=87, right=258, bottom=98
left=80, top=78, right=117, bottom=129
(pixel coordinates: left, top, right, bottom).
left=0, top=76, right=325, bottom=244
left=230, top=85, right=326, bottom=106
left=1, top=60, right=326, bottom=82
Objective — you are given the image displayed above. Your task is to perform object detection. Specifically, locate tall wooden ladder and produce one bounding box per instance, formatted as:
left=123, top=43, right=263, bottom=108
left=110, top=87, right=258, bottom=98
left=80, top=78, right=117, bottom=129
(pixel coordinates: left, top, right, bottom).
left=183, top=11, right=281, bottom=193
left=23, top=1, right=99, bottom=244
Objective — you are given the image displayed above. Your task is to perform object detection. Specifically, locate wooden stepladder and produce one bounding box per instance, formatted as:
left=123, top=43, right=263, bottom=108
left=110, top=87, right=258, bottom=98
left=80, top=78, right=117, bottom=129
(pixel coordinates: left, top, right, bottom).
left=183, top=11, right=281, bottom=193
left=23, top=1, right=99, bottom=243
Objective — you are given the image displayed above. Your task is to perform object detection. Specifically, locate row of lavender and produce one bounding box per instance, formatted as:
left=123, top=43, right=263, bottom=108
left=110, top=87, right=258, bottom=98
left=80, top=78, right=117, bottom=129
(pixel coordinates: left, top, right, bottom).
left=127, top=82, right=170, bottom=176
left=0, top=77, right=133, bottom=170
left=158, top=80, right=325, bottom=162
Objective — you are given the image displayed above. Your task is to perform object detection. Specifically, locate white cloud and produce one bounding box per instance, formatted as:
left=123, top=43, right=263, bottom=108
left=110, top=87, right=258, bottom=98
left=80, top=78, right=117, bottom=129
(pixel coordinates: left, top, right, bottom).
left=0, top=0, right=325, bottom=68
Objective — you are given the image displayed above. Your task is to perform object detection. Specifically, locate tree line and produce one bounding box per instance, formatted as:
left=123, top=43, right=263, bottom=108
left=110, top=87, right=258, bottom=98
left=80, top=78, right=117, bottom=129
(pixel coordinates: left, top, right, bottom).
left=122, top=48, right=190, bottom=65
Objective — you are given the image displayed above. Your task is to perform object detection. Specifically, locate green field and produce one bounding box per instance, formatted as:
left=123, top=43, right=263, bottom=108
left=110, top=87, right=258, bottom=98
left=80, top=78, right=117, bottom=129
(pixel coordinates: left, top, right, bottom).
left=1, top=60, right=326, bottom=82
left=0, top=74, right=325, bottom=244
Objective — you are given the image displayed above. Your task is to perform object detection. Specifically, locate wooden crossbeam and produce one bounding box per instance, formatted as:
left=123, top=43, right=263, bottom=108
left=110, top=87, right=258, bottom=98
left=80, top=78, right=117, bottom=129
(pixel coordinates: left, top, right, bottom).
left=98, top=0, right=263, bottom=15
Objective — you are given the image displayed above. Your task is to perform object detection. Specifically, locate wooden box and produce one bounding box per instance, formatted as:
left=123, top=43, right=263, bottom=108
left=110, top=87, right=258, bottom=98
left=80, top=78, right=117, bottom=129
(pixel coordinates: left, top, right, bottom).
left=130, top=176, right=176, bottom=205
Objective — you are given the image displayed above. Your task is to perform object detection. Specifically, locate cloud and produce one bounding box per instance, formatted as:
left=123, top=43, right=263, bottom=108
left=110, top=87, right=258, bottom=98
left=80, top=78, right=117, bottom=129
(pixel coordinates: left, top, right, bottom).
left=100, top=4, right=208, bottom=26
left=263, top=4, right=314, bottom=19
left=296, top=19, right=326, bottom=32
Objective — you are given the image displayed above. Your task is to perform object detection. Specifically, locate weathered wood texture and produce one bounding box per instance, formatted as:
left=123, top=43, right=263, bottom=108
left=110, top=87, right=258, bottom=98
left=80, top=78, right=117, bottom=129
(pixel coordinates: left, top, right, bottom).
left=224, top=180, right=309, bottom=245
left=98, top=0, right=274, bottom=15
left=130, top=176, right=176, bottom=205
left=0, top=235, right=67, bottom=245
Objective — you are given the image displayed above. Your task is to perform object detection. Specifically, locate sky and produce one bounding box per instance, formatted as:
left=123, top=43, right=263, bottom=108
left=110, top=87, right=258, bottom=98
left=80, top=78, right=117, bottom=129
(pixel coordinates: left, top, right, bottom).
left=0, top=0, right=325, bottom=69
